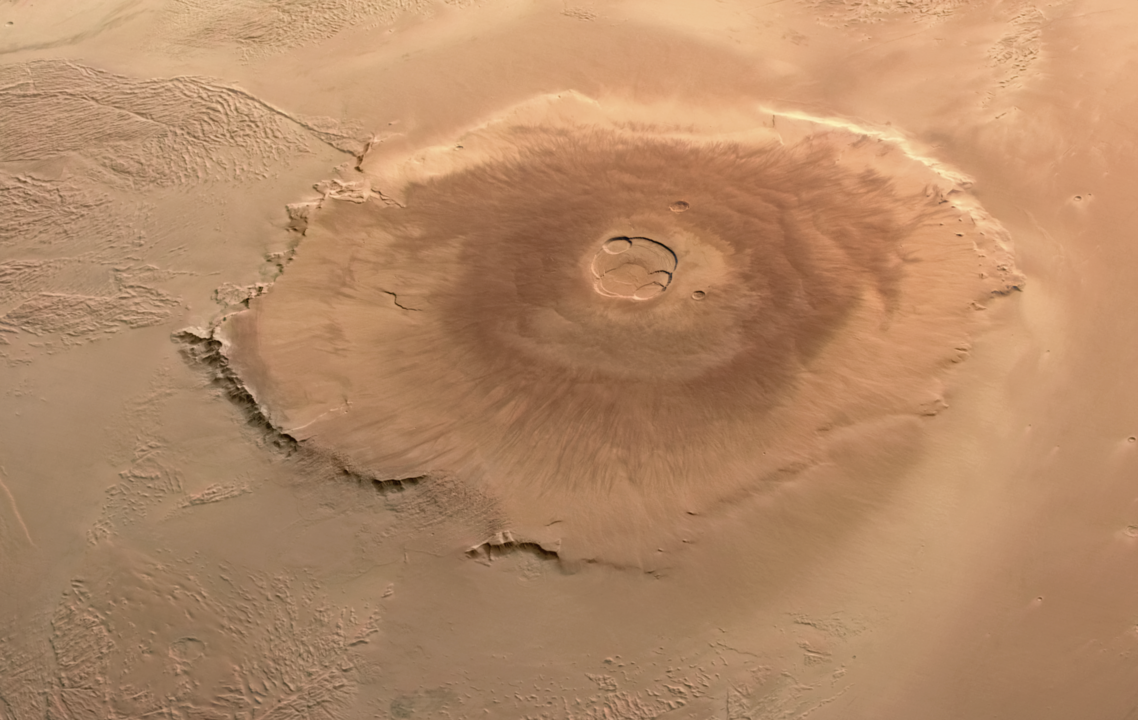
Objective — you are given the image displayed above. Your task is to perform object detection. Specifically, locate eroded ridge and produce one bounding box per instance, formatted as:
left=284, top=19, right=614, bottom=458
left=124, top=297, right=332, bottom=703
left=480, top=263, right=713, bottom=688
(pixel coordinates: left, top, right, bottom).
left=221, top=95, right=1021, bottom=566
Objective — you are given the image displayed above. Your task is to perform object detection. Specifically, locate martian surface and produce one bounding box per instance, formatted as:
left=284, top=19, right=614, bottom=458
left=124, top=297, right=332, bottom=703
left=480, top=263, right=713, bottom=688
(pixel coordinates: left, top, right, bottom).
left=1, top=1, right=1136, bottom=718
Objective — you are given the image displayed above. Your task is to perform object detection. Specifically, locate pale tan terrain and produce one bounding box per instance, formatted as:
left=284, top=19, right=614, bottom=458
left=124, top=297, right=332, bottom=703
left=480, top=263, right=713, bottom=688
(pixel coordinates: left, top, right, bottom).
left=1, top=1, right=1136, bottom=718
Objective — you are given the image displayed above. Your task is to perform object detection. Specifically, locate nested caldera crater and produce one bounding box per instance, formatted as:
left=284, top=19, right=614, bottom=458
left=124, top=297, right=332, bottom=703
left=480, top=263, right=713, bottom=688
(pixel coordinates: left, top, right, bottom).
left=591, top=236, right=677, bottom=300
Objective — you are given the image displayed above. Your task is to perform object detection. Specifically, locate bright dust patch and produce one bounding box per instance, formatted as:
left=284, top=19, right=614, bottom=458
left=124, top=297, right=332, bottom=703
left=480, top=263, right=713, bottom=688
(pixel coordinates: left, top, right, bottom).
left=222, top=95, right=1020, bottom=566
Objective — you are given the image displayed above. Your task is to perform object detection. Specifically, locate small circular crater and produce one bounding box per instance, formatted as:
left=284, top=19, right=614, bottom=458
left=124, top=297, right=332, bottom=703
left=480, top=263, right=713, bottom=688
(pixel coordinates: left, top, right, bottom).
left=1128, top=436, right=1136, bottom=444
left=691, top=290, right=706, bottom=300
left=669, top=200, right=690, bottom=213
left=602, top=237, right=632, bottom=255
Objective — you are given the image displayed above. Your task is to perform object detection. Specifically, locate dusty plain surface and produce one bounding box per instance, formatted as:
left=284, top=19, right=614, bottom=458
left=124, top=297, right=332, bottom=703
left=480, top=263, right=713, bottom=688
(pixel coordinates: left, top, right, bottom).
left=2, top=0, right=1137, bottom=718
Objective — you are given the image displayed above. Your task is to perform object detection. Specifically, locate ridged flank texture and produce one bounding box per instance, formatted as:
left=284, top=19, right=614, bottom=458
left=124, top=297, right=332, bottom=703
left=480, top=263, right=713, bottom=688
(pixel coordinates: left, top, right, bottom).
left=225, top=96, right=1021, bottom=566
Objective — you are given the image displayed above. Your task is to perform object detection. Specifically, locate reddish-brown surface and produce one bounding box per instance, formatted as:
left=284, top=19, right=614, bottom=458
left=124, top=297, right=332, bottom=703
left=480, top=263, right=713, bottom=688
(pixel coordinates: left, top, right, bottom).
left=1, top=2, right=1136, bottom=718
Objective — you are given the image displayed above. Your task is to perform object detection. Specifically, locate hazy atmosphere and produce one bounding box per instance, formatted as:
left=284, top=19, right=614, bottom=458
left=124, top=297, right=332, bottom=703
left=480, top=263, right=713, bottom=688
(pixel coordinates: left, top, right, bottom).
left=2, top=1, right=1137, bottom=718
